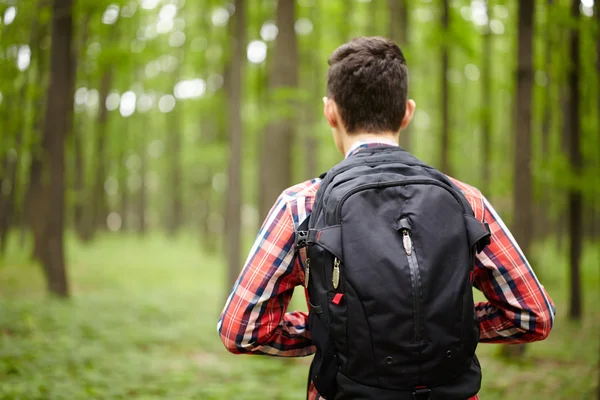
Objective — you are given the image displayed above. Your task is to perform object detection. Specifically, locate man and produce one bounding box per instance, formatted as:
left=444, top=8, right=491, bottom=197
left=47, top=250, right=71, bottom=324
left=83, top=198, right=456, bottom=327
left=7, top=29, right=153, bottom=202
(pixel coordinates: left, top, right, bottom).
left=218, top=37, right=555, bottom=400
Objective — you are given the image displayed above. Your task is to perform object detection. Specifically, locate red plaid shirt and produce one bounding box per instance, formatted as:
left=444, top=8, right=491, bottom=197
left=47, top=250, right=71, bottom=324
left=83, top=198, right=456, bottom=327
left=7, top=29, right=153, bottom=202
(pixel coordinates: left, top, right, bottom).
left=218, top=141, right=555, bottom=400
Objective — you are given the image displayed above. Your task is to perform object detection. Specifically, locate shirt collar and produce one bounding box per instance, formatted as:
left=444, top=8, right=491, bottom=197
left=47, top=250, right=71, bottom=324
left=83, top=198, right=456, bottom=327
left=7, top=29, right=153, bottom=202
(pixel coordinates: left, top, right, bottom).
left=345, top=138, right=399, bottom=159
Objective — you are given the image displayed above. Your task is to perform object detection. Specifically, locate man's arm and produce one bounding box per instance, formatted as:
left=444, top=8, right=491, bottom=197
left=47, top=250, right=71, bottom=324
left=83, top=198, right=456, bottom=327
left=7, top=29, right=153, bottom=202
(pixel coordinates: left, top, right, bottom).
left=474, top=196, right=556, bottom=343
left=217, top=192, right=314, bottom=356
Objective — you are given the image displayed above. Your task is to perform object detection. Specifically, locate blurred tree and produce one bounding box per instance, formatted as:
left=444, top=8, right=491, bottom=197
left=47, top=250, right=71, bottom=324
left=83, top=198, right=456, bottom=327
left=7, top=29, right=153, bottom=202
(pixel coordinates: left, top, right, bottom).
left=225, top=0, right=245, bottom=287
left=91, top=66, right=114, bottom=237
left=388, top=0, right=411, bottom=151
left=303, top=1, right=321, bottom=180
left=567, top=0, right=582, bottom=321
left=440, top=0, right=450, bottom=175
left=259, top=0, right=298, bottom=220
left=1, top=4, right=46, bottom=256
left=72, top=12, right=92, bottom=241
left=165, top=84, right=183, bottom=236
left=36, top=0, right=75, bottom=297
left=503, top=0, right=536, bottom=359
left=25, top=12, right=50, bottom=261
left=480, top=0, right=492, bottom=197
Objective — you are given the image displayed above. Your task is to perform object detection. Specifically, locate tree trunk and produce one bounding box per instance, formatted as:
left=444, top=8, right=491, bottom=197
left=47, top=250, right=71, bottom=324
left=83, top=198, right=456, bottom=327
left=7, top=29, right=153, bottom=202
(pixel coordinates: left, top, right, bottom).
left=73, top=115, right=86, bottom=237
left=26, top=14, right=49, bottom=261
left=259, top=0, right=298, bottom=221
left=567, top=0, right=582, bottom=321
left=388, top=0, right=411, bottom=151
left=480, top=0, right=492, bottom=196
left=340, top=0, right=354, bottom=42
left=9, top=9, right=44, bottom=257
left=73, top=15, right=92, bottom=241
left=440, top=0, right=451, bottom=174
left=536, top=0, right=554, bottom=241
left=166, top=107, right=183, bottom=236
left=138, top=130, right=148, bottom=236
left=224, top=0, right=245, bottom=287
left=594, top=0, right=600, bottom=243
left=89, top=68, right=113, bottom=237
left=37, top=0, right=75, bottom=297
left=304, top=2, right=320, bottom=180
left=502, top=0, right=535, bottom=359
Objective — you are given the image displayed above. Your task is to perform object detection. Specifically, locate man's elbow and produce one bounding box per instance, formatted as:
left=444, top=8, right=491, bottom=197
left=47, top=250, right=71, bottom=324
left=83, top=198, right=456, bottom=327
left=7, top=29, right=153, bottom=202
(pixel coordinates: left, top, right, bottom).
left=525, top=306, right=555, bottom=342
left=217, top=321, right=256, bottom=354
left=217, top=320, right=242, bottom=354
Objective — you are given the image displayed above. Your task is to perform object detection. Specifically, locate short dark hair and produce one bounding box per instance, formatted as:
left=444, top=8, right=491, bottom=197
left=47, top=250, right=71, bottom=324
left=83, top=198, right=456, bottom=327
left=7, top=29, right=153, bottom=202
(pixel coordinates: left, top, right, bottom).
left=326, top=36, right=408, bottom=134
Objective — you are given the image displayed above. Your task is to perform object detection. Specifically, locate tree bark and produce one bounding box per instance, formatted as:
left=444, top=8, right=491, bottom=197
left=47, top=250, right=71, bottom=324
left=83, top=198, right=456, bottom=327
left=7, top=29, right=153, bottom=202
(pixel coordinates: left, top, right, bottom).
left=503, top=0, right=535, bottom=359
left=37, top=0, right=75, bottom=297
left=259, top=0, right=298, bottom=221
left=480, top=0, right=492, bottom=196
left=440, top=0, right=451, bottom=174
left=567, top=0, right=582, bottom=321
left=388, top=0, right=411, bottom=151
left=224, top=0, right=245, bottom=287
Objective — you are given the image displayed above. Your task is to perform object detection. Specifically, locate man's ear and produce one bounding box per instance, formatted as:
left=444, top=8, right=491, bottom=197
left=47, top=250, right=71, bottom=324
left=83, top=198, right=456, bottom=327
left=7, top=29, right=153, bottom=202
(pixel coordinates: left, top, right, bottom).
left=400, top=99, right=416, bottom=130
left=323, top=97, right=339, bottom=129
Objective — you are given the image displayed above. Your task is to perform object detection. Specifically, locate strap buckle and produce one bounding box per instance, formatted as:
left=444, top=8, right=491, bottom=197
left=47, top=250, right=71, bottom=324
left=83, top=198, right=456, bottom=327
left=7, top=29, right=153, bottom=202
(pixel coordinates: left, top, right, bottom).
left=412, top=387, right=431, bottom=400
left=295, top=229, right=317, bottom=249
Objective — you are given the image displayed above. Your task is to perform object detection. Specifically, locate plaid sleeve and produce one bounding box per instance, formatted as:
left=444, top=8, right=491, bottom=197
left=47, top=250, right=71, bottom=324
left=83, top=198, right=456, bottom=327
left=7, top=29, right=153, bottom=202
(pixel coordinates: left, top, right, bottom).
left=217, top=191, right=315, bottom=357
left=473, top=197, right=556, bottom=343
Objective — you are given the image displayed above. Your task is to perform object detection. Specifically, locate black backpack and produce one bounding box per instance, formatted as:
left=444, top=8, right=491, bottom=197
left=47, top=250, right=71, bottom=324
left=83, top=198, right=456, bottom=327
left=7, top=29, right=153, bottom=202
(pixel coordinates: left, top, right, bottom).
left=295, top=147, right=491, bottom=400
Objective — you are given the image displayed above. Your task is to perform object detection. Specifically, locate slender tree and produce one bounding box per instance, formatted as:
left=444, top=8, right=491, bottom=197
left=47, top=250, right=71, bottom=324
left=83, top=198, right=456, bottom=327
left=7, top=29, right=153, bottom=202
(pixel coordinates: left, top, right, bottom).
left=440, top=0, right=451, bottom=174
left=166, top=91, right=183, bottom=235
left=535, top=0, right=555, bottom=240
left=73, top=13, right=92, bottom=241
left=304, top=1, right=321, bottom=180
left=90, top=67, right=114, bottom=236
left=138, top=127, right=148, bottom=236
left=480, top=0, right=492, bottom=196
left=225, top=0, right=245, bottom=287
left=567, top=0, right=582, bottom=320
left=0, top=10, right=43, bottom=254
left=503, top=0, right=536, bottom=359
left=388, top=0, right=411, bottom=151
left=37, top=0, right=75, bottom=297
left=259, top=0, right=298, bottom=220
left=595, top=0, right=600, bottom=396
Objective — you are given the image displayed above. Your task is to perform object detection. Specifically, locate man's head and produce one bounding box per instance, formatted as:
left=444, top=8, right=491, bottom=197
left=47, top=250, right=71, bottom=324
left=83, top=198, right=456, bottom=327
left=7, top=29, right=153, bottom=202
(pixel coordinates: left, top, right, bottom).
left=323, top=37, right=415, bottom=153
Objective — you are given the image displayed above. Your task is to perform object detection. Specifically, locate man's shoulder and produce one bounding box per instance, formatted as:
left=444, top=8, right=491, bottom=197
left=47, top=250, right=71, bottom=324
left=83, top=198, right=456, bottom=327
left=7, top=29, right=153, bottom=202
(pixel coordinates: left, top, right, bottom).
left=281, top=178, right=321, bottom=200
left=447, top=177, right=486, bottom=220
left=447, top=177, right=483, bottom=199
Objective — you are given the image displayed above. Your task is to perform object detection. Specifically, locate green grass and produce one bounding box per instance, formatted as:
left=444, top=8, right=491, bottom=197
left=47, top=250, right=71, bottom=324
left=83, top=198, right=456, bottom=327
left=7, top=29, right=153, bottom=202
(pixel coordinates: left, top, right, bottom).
left=0, top=233, right=598, bottom=399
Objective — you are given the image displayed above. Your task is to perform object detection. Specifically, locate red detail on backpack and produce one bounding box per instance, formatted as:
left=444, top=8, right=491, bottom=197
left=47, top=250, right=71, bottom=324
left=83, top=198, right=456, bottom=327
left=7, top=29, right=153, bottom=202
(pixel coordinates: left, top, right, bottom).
left=470, top=270, right=474, bottom=284
left=332, top=293, right=344, bottom=305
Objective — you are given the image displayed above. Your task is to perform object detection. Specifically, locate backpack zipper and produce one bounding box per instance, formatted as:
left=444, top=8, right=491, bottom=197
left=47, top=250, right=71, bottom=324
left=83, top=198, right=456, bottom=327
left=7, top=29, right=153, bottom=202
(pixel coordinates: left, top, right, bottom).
left=304, top=258, right=310, bottom=288
left=332, top=257, right=340, bottom=290
left=402, top=227, right=423, bottom=342
left=334, top=178, right=467, bottom=221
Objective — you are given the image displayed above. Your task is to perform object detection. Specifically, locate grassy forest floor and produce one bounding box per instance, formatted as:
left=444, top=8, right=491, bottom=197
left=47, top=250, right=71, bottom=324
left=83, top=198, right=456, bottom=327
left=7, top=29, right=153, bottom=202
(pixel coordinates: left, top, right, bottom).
left=0, top=234, right=598, bottom=399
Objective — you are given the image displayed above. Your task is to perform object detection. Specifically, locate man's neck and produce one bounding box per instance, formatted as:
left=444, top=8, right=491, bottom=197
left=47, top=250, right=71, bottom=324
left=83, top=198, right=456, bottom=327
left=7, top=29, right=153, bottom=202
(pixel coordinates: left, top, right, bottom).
left=342, top=132, right=399, bottom=156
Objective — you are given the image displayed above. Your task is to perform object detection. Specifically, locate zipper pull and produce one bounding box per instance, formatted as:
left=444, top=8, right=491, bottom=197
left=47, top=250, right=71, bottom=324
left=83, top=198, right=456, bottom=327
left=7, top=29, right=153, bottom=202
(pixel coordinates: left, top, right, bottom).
left=332, top=258, right=340, bottom=289
left=304, top=258, right=310, bottom=288
left=402, top=230, right=413, bottom=256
